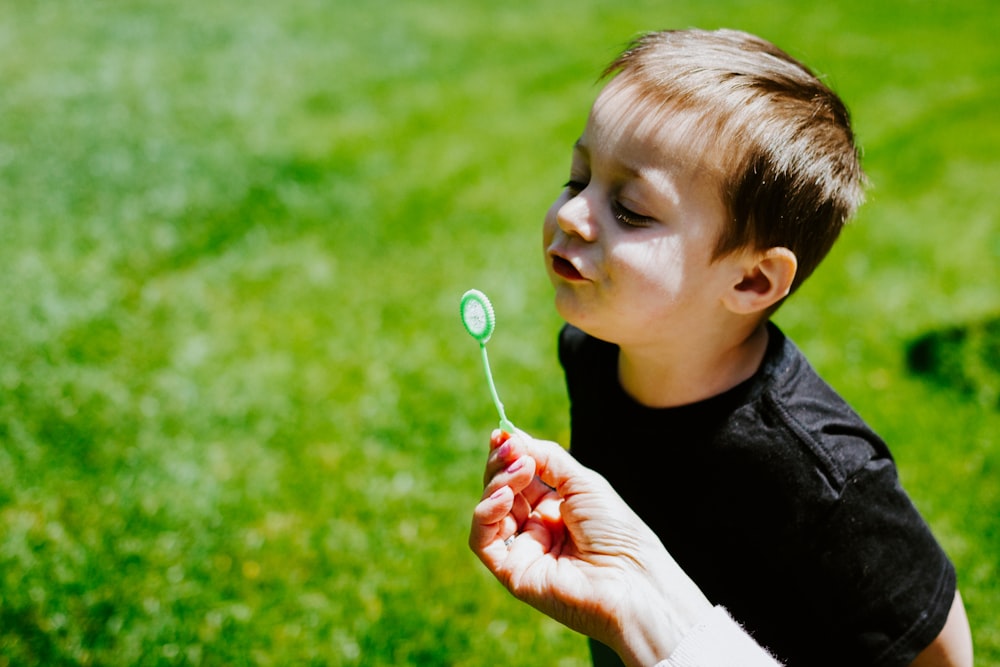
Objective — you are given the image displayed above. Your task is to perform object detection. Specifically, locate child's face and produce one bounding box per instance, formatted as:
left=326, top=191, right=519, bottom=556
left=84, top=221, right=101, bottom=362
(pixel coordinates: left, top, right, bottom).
left=542, top=81, right=747, bottom=348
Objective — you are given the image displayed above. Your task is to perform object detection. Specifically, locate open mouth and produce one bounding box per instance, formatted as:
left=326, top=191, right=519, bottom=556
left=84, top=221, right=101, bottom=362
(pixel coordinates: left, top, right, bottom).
left=551, top=255, right=585, bottom=281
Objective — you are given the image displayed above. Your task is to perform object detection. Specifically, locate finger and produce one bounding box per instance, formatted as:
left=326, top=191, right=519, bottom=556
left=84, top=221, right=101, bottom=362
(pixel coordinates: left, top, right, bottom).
left=483, top=429, right=548, bottom=486
left=492, top=433, right=563, bottom=506
left=510, top=488, right=532, bottom=531
left=470, top=485, right=514, bottom=564
left=521, top=438, right=608, bottom=497
left=489, top=428, right=512, bottom=451
left=532, top=492, right=564, bottom=526
left=506, top=510, right=556, bottom=572
left=473, top=476, right=534, bottom=538
left=483, top=450, right=537, bottom=500
left=521, top=474, right=558, bottom=507
left=474, top=484, right=515, bottom=524
left=490, top=486, right=532, bottom=542
left=483, top=433, right=525, bottom=485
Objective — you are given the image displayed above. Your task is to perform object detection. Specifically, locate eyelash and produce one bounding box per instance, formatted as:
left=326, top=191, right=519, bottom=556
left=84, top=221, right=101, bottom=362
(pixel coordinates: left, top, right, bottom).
left=562, top=180, right=652, bottom=228
left=612, top=201, right=652, bottom=228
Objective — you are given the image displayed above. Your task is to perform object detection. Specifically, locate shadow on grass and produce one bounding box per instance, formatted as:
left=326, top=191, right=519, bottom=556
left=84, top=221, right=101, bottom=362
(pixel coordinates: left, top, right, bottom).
left=907, top=315, right=1000, bottom=409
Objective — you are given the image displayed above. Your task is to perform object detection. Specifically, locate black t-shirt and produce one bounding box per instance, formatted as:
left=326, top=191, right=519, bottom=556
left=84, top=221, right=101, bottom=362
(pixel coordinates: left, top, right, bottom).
left=560, top=322, right=956, bottom=667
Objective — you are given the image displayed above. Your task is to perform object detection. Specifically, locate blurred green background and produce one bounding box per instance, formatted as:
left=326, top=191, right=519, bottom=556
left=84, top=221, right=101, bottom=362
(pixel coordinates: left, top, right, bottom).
left=1, top=1, right=997, bottom=664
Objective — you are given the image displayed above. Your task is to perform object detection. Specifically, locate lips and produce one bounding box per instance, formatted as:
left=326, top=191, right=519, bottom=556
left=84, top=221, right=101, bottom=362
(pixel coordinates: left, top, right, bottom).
left=551, top=254, right=585, bottom=281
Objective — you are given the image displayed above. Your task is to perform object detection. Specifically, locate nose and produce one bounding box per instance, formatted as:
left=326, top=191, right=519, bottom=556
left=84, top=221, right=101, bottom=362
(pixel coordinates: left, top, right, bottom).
left=554, top=191, right=598, bottom=242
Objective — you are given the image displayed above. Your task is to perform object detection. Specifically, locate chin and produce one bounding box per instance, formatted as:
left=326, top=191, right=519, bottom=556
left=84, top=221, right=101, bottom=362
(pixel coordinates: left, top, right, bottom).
left=551, top=285, right=580, bottom=320
left=553, top=292, right=606, bottom=339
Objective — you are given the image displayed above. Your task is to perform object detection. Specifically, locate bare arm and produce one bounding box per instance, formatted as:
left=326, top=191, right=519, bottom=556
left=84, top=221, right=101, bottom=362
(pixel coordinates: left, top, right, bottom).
left=909, top=590, right=973, bottom=667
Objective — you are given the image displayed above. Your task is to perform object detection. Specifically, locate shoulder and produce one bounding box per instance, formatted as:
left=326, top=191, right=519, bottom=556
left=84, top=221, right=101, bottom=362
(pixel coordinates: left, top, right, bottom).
left=748, top=323, right=893, bottom=490
left=730, top=328, right=946, bottom=543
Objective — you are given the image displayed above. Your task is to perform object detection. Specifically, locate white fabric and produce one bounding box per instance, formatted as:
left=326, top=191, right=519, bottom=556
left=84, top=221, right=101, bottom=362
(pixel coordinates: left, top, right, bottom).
left=652, top=606, right=782, bottom=667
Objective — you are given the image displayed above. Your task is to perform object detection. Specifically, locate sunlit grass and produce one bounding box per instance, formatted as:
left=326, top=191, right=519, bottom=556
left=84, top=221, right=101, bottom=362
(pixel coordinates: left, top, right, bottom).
left=1, top=1, right=997, bottom=664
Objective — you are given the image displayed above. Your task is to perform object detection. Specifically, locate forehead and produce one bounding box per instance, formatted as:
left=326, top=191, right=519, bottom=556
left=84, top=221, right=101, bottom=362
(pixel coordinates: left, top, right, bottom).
left=581, top=79, right=722, bottom=179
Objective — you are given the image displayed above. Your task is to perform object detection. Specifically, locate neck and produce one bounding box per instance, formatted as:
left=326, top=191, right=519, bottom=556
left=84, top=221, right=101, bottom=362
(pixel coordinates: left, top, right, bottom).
left=617, top=322, right=771, bottom=408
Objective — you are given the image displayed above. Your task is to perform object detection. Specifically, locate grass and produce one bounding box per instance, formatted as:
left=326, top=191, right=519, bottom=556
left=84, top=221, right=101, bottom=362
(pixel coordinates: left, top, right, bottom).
left=1, top=0, right=998, bottom=664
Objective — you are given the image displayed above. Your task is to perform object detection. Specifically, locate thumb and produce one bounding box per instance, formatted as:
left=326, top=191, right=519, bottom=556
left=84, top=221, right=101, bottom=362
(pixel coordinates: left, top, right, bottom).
left=521, top=438, right=610, bottom=498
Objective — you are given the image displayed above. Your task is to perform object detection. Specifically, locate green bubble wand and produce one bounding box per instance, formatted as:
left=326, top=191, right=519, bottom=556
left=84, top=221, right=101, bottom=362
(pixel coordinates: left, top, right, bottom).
left=460, top=289, right=515, bottom=433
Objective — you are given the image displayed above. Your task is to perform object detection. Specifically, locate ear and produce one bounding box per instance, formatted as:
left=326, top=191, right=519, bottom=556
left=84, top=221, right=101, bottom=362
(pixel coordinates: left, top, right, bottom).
left=723, top=247, right=798, bottom=315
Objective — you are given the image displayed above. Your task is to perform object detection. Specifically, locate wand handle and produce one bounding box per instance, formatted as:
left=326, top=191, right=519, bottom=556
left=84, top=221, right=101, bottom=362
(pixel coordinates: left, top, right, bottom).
left=481, top=343, right=515, bottom=432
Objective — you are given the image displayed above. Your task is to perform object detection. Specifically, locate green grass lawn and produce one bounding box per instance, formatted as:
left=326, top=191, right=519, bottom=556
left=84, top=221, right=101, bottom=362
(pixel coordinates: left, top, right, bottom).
left=1, top=1, right=998, bottom=664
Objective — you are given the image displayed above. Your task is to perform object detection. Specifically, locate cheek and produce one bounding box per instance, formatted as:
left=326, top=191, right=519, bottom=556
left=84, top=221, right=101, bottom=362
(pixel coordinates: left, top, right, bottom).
left=542, top=201, right=561, bottom=244
left=612, top=240, right=686, bottom=292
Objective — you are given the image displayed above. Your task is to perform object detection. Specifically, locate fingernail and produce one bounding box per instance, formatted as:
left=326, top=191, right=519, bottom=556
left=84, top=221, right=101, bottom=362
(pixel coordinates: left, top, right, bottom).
left=489, top=487, right=506, bottom=500
left=496, top=442, right=511, bottom=458
left=506, top=457, right=525, bottom=473
left=491, top=429, right=513, bottom=450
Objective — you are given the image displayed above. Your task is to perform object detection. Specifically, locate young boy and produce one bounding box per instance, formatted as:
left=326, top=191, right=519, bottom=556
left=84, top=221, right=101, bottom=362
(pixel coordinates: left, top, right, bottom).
left=543, top=29, right=972, bottom=666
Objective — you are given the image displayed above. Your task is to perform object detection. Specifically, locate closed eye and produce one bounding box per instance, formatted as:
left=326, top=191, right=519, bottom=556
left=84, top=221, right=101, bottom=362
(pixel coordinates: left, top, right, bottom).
left=564, top=179, right=588, bottom=196
left=612, top=200, right=653, bottom=228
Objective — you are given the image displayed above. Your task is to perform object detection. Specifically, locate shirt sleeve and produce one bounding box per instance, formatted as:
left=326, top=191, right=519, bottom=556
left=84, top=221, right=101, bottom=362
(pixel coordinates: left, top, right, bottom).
left=729, top=383, right=957, bottom=665
left=803, top=456, right=956, bottom=665
left=653, top=606, right=783, bottom=667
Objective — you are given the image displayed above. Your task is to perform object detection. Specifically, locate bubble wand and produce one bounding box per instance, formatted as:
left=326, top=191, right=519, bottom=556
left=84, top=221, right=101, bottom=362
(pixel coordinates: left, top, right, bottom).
left=460, top=289, right=515, bottom=433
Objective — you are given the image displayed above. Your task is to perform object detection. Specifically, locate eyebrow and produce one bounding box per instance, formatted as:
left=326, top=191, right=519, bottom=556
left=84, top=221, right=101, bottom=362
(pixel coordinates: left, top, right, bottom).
left=573, top=138, right=642, bottom=179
